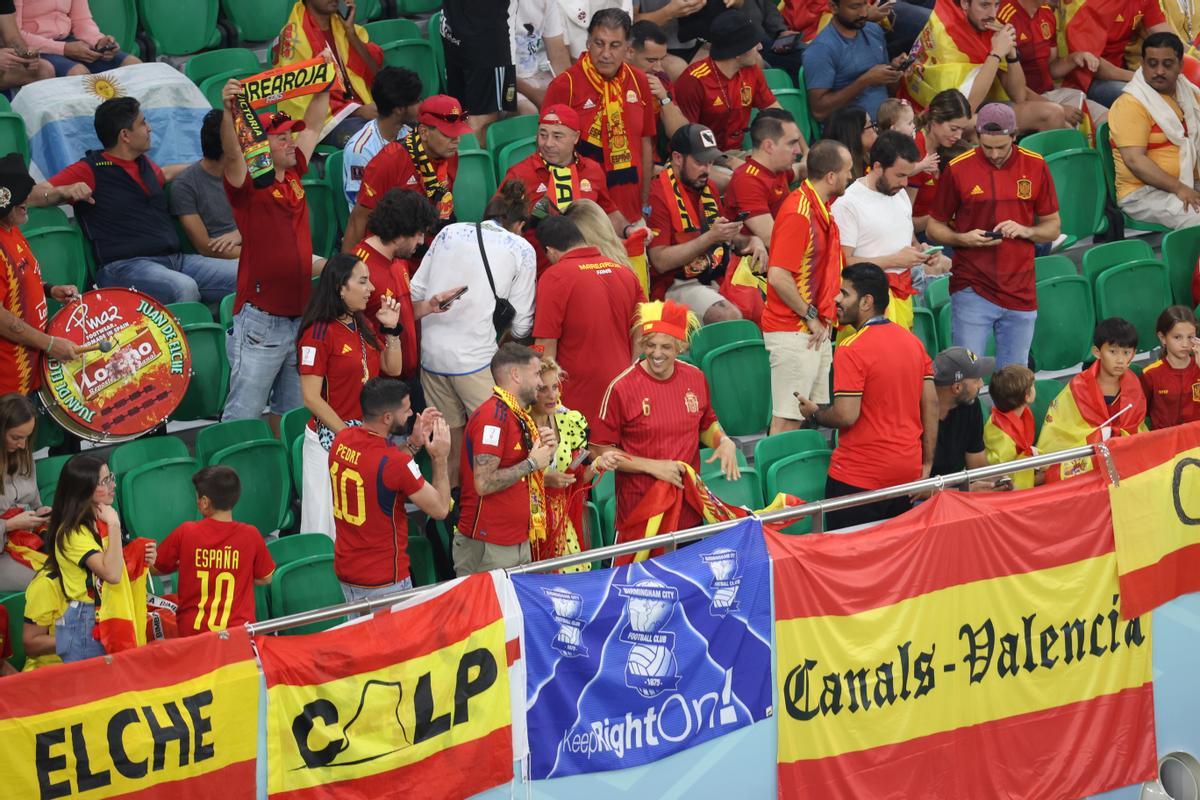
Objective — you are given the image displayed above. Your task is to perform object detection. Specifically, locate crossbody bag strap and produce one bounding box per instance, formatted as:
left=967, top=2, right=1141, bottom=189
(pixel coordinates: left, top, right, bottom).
left=475, top=221, right=502, bottom=301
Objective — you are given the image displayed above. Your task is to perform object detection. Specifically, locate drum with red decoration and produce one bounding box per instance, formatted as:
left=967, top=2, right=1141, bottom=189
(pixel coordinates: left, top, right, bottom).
left=39, top=288, right=192, bottom=442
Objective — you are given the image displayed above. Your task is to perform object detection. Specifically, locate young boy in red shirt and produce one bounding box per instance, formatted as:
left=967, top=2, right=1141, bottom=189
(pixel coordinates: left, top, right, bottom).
left=153, top=466, right=275, bottom=635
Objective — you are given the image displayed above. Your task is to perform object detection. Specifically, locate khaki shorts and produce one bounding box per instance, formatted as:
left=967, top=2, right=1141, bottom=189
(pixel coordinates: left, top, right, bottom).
left=421, top=367, right=494, bottom=428
left=665, top=278, right=725, bottom=318
left=764, top=331, right=833, bottom=421
left=452, top=533, right=531, bottom=576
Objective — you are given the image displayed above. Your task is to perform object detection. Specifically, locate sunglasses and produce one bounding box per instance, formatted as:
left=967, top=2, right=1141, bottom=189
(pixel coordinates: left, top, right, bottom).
left=426, top=110, right=469, bottom=123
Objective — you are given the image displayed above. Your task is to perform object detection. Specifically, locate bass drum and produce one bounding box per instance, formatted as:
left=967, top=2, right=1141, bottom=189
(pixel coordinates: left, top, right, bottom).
left=39, top=288, right=192, bottom=443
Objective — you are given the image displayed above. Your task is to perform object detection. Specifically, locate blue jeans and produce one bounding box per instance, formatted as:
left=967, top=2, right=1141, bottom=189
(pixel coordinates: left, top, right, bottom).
left=950, top=287, right=1037, bottom=369
left=42, top=35, right=131, bottom=77
left=55, top=601, right=105, bottom=662
left=1087, top=79, right=1127, bottom=108
left=222, top=304, right=302, bottom=420
left=341, top=577, right=414, bottom=618
left=97, top=253, right=236, bottom=304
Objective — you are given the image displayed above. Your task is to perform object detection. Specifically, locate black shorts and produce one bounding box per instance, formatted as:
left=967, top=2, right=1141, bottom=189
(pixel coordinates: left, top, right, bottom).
left=444, top=43, right=517, bottom=116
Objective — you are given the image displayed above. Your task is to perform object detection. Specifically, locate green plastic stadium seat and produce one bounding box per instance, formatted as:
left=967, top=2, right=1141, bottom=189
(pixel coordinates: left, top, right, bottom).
left=196, top=418, right=274, bottom=466
left=1034, top=254, right=1077, bottom=282
left=601, top=495, right=616, bottom=548
left=1096, top=122, right=1172, bottom=234
left=119, top=456, right=203, bottom=540
left=35, top=454, right=73, bottom=508
left=687, top=319, right=762, bottom=367
left=495, top=138, right=537, bottom=182
left=772, top=86, right=816, bottom=144
left=26, top=226, right=89, bottom=316
left=219, top=0, right=292, bottom=43
left=427, top=11, right=447, bottom=90
left=209, top=439, right=291, bottom=536
left=270, top=554, right=345, bottom=634
left=699, top=446, right=749, bottom=472
left=357, top=0, right=382, bottom=20
left=267, top=532, right=333, bottom=567
left=136, top=0, right=221, bottom=56
left=1044, top=148, right=1107, bottom=240
left=324, top=149, right=351, bottom=232
left=765, top=449, right=831, bottom=534
left=90, top=0, right=139, bottom=57
left=199, top=68, right=258, bottom=110
left=763, top=68, right=794, bottom=91
left=381, top=40, right=440, bottom=98
left=397, top=0, right=443, bottom=12
left=291, top=434, right=304, bottom=499
left=109, top=435, right=189, bottom=480
left=585, top=501, right=603, bottom=569
left=453, top=150, right=497, bottom=223
left=184, top=48, right=261, bottom=85
left=364, top=18, right=422, bottom=44
left=173, top=323, right=230, bottom=421
left=1080, top=238, right=1153, bottom=291
left=912, top=306, right=938, bottom=356
left=303, top=177, right=337, bottom=258
left=408, top=533, right=436, bottom=587
left=936, top=302, right=953, bottom=352
left=1031, top=378, right=1063, bottom=437
left=1019, top=128, right=1087, bottom=157
left=591, top=468, right=615, bottom=511
left=701, top=340, right=772, bottom=435
left=1162, top=226, right=1200, bottom=306
left=1032, top=276, right=1094, bottom=371
left=0, top=113, right=30, bottom=166
left=220, top=292, right=236, bottom=330
left=23, top=206, right=68, bottom=231
left=923, top=274, right=951, bottom=309
left=255, top=583, right=271, bottom=621
left=33, top=404, right=64, bottom=454
left=0, top=591, right=26, bottom=670
left=166, top=301, right=213, bottom=327
left=1095, top=259, right=1173, bottom=352
left=753, top=429, right=826, bottom=481
left=486, top=114, right=539, bottom=158
left=702, top=468, right=764, bottom=510
left=279, top=406, right=312, bottom=450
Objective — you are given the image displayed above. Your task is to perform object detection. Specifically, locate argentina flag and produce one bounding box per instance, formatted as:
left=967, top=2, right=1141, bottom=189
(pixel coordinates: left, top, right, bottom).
left=512, top=517, right=773, bottom=779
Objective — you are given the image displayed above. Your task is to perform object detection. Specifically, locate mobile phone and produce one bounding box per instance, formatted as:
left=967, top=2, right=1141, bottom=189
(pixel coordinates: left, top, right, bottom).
left=896, top=54, right=916, bottom=71
left=337, top=0, right=350, bottom=18
left=96, top=41, right=118, bottom=53
left=923, top=245, right=944, bottom=255
left=569, top=450, right=590, bottom=470
left=732, top=211, right=750, bottom=222
left=439, top=286, right=468, bottom=310
left=982, top=230, right=1004, bottom=239
left=993, top=475, right=1014, bottom=490
left=772, top=33, right=800, bottom=52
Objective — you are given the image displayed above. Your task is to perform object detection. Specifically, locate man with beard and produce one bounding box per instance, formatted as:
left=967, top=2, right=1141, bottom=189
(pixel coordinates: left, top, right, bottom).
left=1109, top=32, right=1200, bottom=230
left=454, top=344, right=558, bottom=575
left=329, top=378, right=453, bottom=606
left=763, top=139, right=852, bottom=435
left=647, top=123, right=768, bottom=323
left=795, top=263, right=937, bottom=529
left=833, top=131, right=951, bottom=331
left=929, top=346, right=1004, bottom=487
left=803, top=0, right=905, bottom=123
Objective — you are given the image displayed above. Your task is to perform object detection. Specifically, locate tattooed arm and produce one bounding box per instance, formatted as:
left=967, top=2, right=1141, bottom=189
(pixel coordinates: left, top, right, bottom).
left=473, top=437, right=556, bottom=496
left=0, top=308, right=78, bottom=360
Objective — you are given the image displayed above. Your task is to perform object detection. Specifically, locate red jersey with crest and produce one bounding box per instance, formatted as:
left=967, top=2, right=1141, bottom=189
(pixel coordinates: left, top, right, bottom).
left=298, top=319, right=382, bottom=428
left=357, top=135, right=459, bottom=219
left=155, top=518, right=275, bottom=635
left=329, top=426, right=427, bottom=586
left=675, top=58, right=776, bottom=152
left=725, top=157, right=793, bottom=233
left=647, top=172, right=729, bottom=299
left=353, top=239, right=419, bottom=379
left=1140, top=357, right=1200, bottom=429
left=593, top=361, right=719, bottom=531
left=0, top=224, right=46, bottom=394
left=459, top=395, right=535, bottom=547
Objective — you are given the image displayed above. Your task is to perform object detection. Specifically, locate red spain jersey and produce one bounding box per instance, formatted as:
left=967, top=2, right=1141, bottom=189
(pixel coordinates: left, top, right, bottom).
left=761, top=180, right=842, bottom=333
left=498, top=152, right=616, bottom=275
left=298, top=319, right=382, bottom=429
left=459, top=395, right=535, bottom=547
left=155, top=518, right=274, bottom=635
left=352, top=239, right=419, bottom=379
left=675, top=58, right=776, bottom=152
left=532, top=245, right=642, bottom=422
left=930, top=146, right=1057, bottom=312
left=1064, top=0, right=1165, bottom=89
left=0, top=224, right=46, bottom=395
left=593, top=361, right=718, bottom=531
left=647, top=172, right=729, bottom=299
left=329, top=426, right=426, bottom=586
left=725, top=157, right=792, bottom=228
left=997, top=0, right=1057, bottom=95
left=908, top=130, right=941, bottom=218
left=828, top=319, right=934, bottom=490
left=357, top=136, right=459, bottom=214
left=1139, top=357, right=1200, bottom=430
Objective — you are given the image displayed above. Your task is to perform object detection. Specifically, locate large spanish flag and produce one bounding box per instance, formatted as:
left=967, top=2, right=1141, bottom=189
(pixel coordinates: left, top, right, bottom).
left=0, top=628, right=259, bottom=798
left=258, top=572, right=515, bottom=800
left=771, top=478, right=1157, bottom=798
left=1036, top=363, right=1148, bottom=481
left=1107, top=421, right=1200, bottom=619
left=904, top=0, right=1010, bottom=108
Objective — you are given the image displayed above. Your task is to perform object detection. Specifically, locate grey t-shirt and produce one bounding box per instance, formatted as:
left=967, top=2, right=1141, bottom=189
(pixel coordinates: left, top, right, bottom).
left=169, top=161, right=237, bottom=237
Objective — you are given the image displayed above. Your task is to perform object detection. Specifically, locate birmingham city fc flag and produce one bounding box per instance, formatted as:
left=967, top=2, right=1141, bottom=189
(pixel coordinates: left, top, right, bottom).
left=512, top=516, right=773, bottom=778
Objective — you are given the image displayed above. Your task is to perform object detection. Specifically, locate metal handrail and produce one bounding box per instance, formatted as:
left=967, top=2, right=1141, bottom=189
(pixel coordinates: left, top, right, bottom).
left=248, top=443, right=1104, bottom=635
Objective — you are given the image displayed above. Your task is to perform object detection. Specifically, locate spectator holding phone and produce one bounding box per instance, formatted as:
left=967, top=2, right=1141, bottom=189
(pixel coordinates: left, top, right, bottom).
left=803, top=0, right=904, bottom=123
left=18, top=0, right=140, bottom=77
left=0, top=0, right=55, bottom=88
left=0, top=394, right=44, bottom=592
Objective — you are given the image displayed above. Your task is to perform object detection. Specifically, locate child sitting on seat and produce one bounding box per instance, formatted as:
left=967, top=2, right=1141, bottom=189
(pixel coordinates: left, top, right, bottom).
left=983, top=364, right=1041, bottom=488
left=1139, top=305, right=1200, bottom=429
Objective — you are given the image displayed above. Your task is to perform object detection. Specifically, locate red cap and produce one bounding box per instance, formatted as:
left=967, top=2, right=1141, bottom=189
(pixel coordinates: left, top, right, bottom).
left=256, top=111, right=306, bottom=135
left=418, top=95, right=472, bottom=137
left=538, top=104, right=580, bottom=132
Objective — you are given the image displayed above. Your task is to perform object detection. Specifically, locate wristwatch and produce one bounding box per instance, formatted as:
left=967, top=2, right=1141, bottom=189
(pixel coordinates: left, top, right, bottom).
left=805, top=304, right=819, bottom=322
left=660, top=94, right=672, bottom=106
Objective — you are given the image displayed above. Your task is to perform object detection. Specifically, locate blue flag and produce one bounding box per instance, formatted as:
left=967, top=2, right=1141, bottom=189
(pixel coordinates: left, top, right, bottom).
left=512, top=517, right=773, bottom=779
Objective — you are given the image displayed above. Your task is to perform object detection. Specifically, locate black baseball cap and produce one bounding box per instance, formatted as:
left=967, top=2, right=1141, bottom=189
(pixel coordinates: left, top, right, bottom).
left=670, top=124, right=723, bottom=163
left=933, top=346, right=996, bottom=385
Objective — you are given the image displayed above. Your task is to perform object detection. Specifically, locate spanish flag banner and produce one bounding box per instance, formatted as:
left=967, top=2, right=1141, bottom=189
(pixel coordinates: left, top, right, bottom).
left=96, top=537, right=153, bottom=654
left=0, top=627, right=259, bottom=799
left=1036, top=362, right=1147, bottom=481
left=905, top=0, right=1010, bottom=108
left=258, top=572, right=515, bottom=800
left=1106, top=422, right=1200, bottom=619
left=771, top=479, right=1157, bottom=798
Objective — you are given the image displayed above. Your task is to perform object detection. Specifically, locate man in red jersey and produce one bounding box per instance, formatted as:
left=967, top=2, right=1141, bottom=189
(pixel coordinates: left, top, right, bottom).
left=497, top=104, right=631, bottom=275
left=219, top=77, right=330, bottom=429
left=724, top=110, right=806, bottom=245
left=591, top=300, right=740, bottom=536
left=763, top=140, right=852, bottom=436
left=329, top=378, right=452, bottom=607
left=795, top=263, right=938, bottom=529
left=0, top=155, right=81, bottom=395
left=543, top=8, right=657, bottom=224
left=533, top=216, right=642, bottom=423
left=995, top=0, right=1097, bottom=126
left=349, top=188, right=464, bottom=381
left=1061, top=0, right=1171, bottom=106
left=674, top=11, right=780, bottom=154
left=343, top=94, right=472, bottom=248
left=629, top=21, right=689, bottom=161
left=455, top=343, right=558, bottom=575
left=647, top=124, right=767, bottom=323
left=153, top=467, right=275, bottom=635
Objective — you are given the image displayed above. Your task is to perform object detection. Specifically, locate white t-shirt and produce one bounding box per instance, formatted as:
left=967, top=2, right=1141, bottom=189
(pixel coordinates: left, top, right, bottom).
left=831, top=177, right=917, bottom=274
left=411, top=220, right=537, bottom=375
left=514, top=0, right=566, bottom=78
left=557, top=0, right=634, bottom=59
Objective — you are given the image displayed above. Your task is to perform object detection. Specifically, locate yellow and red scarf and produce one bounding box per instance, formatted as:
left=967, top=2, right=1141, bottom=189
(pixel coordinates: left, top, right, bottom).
left=403, top=131, right=454, bottom=220
left=542, top=155, right=581, bottom=211
left=494, top=385, right=547, bottom=547
left=659, top=165, right=726, bottom=280
left=579, top=53, right=636, bottom=182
